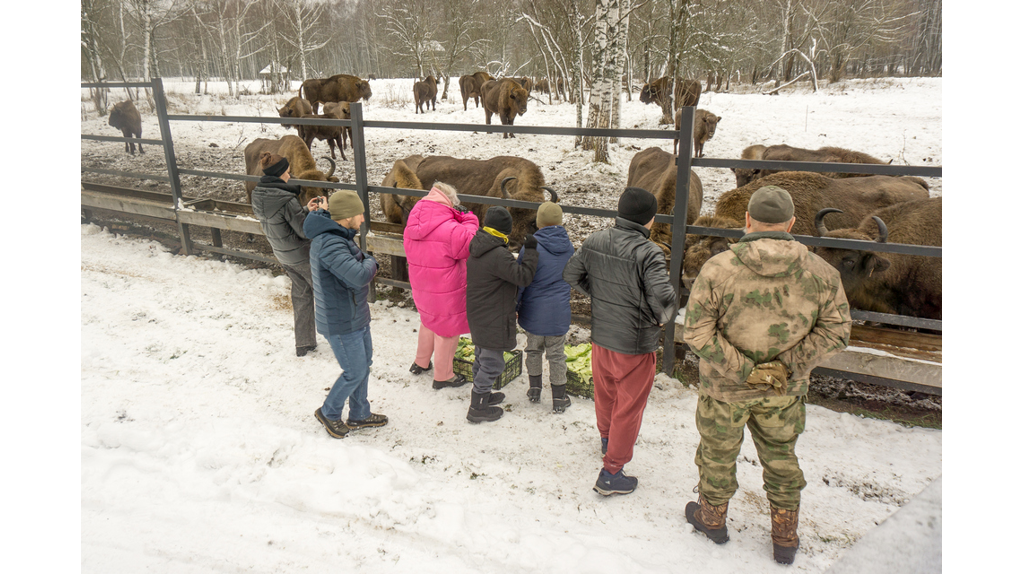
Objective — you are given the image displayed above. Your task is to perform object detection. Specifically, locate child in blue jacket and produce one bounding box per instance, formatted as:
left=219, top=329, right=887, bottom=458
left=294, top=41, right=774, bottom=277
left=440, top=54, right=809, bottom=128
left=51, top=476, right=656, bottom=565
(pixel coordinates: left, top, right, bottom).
left=517, top=202, right=575, bottom=412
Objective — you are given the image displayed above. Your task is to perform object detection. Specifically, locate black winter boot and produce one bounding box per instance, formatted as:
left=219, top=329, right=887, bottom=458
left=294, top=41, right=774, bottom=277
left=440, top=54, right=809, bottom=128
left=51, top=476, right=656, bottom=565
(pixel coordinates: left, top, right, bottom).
left=551, top=384, right=571, bottom=413
left=685, top=494, right=730, bottom=544
left=467, top=391, right=504, bottom=423
left=527, top=375, right=543, bottom=403
left=488, top=391, right=505, bottom=405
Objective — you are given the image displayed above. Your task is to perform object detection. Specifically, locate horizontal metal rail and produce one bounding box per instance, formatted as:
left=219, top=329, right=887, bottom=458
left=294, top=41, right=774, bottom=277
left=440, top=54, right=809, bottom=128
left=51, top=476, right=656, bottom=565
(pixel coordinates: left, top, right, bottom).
left=851, top=310, right=941, bottom=330
left=81, top=134, right=165, bottom=146
left=177, top=169, right=359, bottom=192
left=81, top=167, right=171, bottom=182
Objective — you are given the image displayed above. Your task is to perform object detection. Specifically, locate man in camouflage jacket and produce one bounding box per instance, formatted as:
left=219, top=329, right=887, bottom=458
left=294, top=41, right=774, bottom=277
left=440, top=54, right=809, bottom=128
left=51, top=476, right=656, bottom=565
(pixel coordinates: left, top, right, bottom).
left=681, top=185, right=851, bottom=565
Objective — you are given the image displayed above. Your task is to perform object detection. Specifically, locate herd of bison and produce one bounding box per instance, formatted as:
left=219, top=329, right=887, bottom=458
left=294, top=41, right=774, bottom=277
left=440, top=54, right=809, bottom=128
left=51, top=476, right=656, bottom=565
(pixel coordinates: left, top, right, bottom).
left=96, top=72, right=941, bottom=325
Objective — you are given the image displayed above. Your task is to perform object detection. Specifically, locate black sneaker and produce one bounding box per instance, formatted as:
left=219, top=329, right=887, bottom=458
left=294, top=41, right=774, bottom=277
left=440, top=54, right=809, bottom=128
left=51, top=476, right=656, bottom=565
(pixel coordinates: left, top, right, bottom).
left=601, top=437, right=609, bottom=454
left=297, top=345, right=317, bottom=357
left=315, top=408, right=349, bottom=439
left=346, top=412, right=389, bottom=430
left=409, top=361, right=432, bottom=375
left=433, top=374, right=469, bottom=389
left=593, top=468, right=638, bottom=496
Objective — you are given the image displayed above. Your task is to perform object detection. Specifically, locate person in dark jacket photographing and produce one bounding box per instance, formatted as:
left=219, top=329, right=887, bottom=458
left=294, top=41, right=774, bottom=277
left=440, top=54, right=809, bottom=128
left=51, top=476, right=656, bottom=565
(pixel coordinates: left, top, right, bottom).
left=250, top=152, right=325, bottom=357
left=304, top=190, right=388, bottom=439
left=563, top=187, right=677, bottom=496
left=465, top=206, right=539, bottom=423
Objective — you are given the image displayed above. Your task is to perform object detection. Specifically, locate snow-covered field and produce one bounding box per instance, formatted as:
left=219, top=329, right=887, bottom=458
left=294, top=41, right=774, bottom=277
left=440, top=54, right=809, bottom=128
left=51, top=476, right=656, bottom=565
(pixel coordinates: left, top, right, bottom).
left=71, top=77, right=952, bottom=572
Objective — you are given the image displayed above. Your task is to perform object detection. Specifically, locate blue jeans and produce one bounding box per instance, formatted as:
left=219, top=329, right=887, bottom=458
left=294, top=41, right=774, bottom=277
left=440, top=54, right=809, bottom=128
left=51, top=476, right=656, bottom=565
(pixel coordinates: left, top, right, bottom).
left=322, top=325, right=373, bottom=421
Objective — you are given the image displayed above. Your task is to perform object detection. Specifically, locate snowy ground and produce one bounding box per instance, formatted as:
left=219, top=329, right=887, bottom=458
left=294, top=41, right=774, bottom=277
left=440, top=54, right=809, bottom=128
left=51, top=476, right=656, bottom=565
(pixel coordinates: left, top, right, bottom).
left=79, top=221, right=942, bottom=573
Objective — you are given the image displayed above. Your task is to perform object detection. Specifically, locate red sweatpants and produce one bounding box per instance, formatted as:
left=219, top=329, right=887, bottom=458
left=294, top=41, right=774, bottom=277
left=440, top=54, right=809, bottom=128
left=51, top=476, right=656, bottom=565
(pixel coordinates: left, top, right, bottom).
left=592, top=344, right=656, bottom=474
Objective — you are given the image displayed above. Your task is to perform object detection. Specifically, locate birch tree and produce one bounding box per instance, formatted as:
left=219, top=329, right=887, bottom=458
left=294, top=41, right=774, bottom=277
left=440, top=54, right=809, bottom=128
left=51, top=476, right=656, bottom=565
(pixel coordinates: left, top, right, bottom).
left=278, top=0, right=332, bottom=81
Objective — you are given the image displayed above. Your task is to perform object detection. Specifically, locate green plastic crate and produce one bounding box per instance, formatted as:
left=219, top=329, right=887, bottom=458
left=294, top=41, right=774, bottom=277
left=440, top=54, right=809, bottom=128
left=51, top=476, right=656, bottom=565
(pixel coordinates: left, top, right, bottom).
left=565, top=369, right=594, bottom=399
left=452, top=339, right=523, bottom=390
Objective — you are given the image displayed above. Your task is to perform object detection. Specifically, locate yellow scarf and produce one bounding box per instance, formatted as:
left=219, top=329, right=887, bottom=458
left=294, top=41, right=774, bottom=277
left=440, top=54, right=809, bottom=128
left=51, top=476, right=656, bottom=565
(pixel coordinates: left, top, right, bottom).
left=483, top=227, right=509, bottom=244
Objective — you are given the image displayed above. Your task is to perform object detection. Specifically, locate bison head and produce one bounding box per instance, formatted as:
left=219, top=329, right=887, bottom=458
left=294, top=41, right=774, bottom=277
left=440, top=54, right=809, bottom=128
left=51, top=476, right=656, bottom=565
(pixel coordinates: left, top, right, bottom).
left=701, top=112, right=721, bottom=141
left=292, top=158, right=338, bottom=206
left=681, top=215, right=744, bottom=291
left=812, top=208, right=891, bottom=305
left=508, top=84, right=528, bottom=116
left=639, top=84, right=656, bottom=104
left=357, top=80, right=373, bottom=101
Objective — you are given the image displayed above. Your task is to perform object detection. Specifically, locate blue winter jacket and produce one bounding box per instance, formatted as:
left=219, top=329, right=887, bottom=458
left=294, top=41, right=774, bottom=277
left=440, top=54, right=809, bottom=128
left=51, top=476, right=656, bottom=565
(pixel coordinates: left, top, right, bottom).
left=303, top=210, right=378, bottom=337
left=516, top=225, right=575, bottom=337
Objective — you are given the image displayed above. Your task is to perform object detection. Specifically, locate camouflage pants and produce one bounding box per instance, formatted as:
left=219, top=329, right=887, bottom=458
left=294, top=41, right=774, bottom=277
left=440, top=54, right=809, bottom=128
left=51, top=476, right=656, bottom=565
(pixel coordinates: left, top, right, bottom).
left=694, top=393, right=807, bottom=510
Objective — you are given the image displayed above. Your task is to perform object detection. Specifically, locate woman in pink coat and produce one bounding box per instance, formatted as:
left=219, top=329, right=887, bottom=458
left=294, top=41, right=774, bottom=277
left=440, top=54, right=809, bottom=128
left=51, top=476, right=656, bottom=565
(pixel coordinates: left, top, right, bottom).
left=403, top=182, right=479, bottom=388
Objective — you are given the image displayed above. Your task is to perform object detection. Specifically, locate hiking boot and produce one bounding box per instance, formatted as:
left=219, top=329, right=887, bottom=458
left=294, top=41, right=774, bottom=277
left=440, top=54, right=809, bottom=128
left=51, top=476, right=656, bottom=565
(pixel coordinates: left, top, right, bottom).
left=771, top=504, right=800, bottom=565
left=593, top=468, right=638, bottom=496
left=467, top=391, right=503, bottom=423
left=551, top=384, right=571, bottom=413
left=601, top=437, right=608, bottom=454
left=346, top=412, right=389, bottom=430
left=685, top=494, right=730, bottom=544
left=409, top=361, right=432, bottom=375
left=314, top=408, right=350, bottom=439
left=527, top=375, right=542, bottom=402
left=297, top=345, right=317, bottom=357
left=433, top=373, right=469, bottom=389
left=487, top=391, right=505, bottom=405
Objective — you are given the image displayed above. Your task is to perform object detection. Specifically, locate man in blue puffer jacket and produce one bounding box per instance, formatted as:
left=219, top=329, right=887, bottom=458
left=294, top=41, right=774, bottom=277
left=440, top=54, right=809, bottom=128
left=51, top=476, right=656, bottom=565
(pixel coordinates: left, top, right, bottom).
left=304, top=190, right=388, bottom=439
left=517, top=202, right=575, bottom=413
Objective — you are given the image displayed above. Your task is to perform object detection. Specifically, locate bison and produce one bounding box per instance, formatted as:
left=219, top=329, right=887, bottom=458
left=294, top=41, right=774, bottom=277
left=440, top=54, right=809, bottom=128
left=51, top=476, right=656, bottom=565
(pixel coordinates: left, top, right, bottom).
left=813, top=197, right=941, bottom=320
left=299, top=74, right=372, bottom=114
left=674, top=108, right=721, bottom=157
left=555, top=77, right=567, bottom=101
left=511, top=77, right=534, bottom=92
left=322, top=101, right=352, bottom=152
left=534, top=78, right=550, bottom=94
left=277, top=97, right=313, bottom=130
left=294, top=105, right=349, bottom=161
left=733, top=144, right=891, bottom=188
left=679, top=171, right=930, bottom=289
left=626, top=147, right=704, bottom=258
left=639, top=77, right=701, bottom=108
left=380, top=154, right=557, bottom=248
left=109, top=100, right=143, bottom=155
left=459, top=71, right=493, bottom=111
left=244, top=135, right=338, bottom=205
left=413, top=75, right=438, bottom=114
left=481, top=78, right=529, bottom=139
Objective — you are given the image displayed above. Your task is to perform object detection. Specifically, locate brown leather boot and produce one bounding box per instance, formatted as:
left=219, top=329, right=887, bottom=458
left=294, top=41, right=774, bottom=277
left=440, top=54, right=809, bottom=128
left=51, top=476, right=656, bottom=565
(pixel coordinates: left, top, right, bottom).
left=685, top=494, right=729, bottom=544
left=771, top=505, right=800, bottom=565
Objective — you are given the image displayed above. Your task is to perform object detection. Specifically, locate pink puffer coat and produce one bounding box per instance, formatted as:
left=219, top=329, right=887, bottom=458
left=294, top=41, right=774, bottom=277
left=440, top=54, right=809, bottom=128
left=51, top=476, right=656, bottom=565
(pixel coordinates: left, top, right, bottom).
left=403, top=188, right=480, bottom=337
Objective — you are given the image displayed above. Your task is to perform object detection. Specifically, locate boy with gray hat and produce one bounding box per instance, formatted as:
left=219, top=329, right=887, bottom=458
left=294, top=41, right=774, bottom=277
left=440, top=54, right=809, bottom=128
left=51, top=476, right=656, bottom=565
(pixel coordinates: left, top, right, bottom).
left=516, top=202, right=575, bottom=412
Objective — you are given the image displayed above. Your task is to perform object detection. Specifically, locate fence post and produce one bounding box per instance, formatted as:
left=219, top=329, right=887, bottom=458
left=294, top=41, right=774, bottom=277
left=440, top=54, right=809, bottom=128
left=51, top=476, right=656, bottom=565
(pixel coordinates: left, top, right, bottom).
left=349, top=102, right=374, bottom=300
left=152, top=77, right=193, bottom=255
left=663, top=106, right=695, bottom=375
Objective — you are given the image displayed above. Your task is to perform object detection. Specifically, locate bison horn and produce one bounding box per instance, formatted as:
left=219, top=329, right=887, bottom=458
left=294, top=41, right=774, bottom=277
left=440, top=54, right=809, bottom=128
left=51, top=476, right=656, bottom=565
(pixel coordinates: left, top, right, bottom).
left=500, top=177, right=516, bottom=199
left=872, top=216, right=889, bottom=243
left=814, top=208, right=844, bottom=236
left=323, top=157, right=336, bottom=178
left=541, top=186, right=559, bottom=203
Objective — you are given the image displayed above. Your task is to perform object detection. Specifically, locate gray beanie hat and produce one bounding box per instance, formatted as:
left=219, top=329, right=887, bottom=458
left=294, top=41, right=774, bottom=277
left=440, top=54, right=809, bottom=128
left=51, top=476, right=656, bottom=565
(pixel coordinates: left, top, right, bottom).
left=328, top=190, right=365, bottom=221
left=536, top=202, right=563, bottom=227
left=747, top=185, right=795, bottom=224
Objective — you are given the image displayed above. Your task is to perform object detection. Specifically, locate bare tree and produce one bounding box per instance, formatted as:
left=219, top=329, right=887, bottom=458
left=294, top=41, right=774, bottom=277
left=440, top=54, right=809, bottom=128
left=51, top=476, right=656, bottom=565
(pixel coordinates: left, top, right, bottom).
left=278, top=0, right=332, bottom=81
left=379, top=2, right=432, bottom=77
left=82, top=0, right=111, bottom=114
left=431, top=0, right=489, bottom=101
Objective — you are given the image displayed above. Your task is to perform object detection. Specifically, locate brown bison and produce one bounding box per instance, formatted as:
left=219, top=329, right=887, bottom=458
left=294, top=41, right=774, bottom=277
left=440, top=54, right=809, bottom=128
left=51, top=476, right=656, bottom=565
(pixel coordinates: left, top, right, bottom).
left=413, top=75, right=438, bottom=114
left=511, top=77, right=534, bottom=92
left=675, top=108, right=721, bottom=157
left=299, top=74, right=372, bottom=114
left=380, top=155, right=558, bottom=248
left=295, top=105, right=349, bottom=161
left=534, top=78, right=550, bottom=94
left=277, top=97, right=313, bottom=130
left=679, top=171, right=930, bottom=289
left=459, top=71, right=493, bottom=111
left=481, top=79, right=529, bottom=138
left=244, top=135, right=338, bottom=205
left=639, top=77, right=701, bottom=108
left=322, top=101, right=352, bottom=152
left=626, top=147, right=704, bottom=257
left=813, top=197, right=941, bottom=320
left=555, top=77, right=567, bottom=101
left=109, top=100, right=143, bottom=155
left=733, top=144, right=891, bottom=187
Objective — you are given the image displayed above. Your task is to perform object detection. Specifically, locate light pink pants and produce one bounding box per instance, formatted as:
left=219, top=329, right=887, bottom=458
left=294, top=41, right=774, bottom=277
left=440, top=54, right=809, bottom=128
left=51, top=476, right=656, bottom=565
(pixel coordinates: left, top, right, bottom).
left=415, top=322, right=459, bottom=381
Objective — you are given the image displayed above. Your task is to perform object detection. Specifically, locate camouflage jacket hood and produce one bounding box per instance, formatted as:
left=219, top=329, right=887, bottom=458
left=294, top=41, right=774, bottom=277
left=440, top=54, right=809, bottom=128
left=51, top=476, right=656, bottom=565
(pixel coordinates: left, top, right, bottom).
left=681, top=232, right=852, bottom=403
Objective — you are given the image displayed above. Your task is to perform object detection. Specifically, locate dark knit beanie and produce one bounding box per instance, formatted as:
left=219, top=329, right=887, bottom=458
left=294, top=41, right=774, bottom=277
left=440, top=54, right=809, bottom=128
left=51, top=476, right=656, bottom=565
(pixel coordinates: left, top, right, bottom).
left=618, top=186, right=658, bottom=225
left=262, top=156, right=289, bottom=178
left=747, top=185, right=795, bottom=224
left=483, top=206, right=513, bottom=235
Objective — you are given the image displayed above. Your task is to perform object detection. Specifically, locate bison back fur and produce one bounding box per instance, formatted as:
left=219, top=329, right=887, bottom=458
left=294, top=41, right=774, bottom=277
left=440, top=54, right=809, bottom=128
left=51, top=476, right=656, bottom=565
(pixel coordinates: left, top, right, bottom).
left=626, top=147, right=704, bottom=258
left=300, top=74, right=372, bottom=114
left=244, top=135, right=338, bottom=205
left=109, top=100, right=143, bottom=155
left=733, top=144, right=890, bottom=187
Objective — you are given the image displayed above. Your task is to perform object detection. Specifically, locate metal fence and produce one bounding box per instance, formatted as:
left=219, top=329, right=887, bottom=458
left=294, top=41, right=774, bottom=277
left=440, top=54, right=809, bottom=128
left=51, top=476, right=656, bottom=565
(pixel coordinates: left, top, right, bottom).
left=81, top=78, right=943, bottom=380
